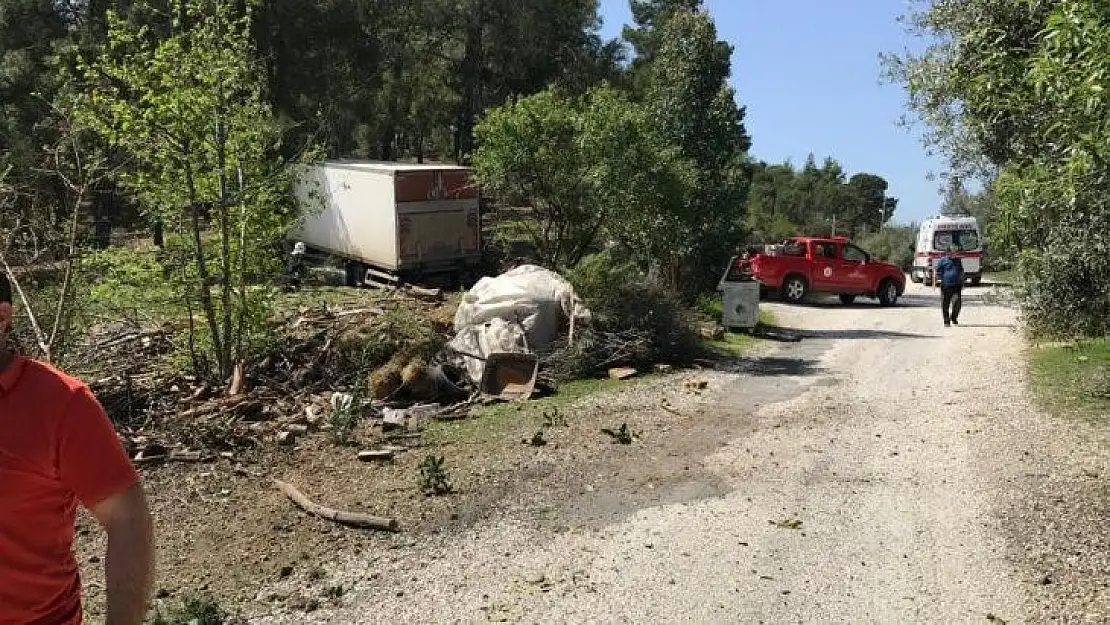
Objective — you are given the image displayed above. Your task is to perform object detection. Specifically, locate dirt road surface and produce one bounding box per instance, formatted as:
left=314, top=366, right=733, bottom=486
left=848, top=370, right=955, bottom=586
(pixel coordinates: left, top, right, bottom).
left=251, top=282, right=1108, bottom=624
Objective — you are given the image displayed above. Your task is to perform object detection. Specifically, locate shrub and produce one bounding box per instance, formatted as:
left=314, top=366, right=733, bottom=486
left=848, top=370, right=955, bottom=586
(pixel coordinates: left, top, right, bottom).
left=1020, top=214, right=1110, bottom=338
left=558, top=251, right=700, bottom=378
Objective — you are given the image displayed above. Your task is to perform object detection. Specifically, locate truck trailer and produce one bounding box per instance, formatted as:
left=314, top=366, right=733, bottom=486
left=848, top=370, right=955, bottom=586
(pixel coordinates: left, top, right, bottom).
left=292, top=161, right=482, bottom=287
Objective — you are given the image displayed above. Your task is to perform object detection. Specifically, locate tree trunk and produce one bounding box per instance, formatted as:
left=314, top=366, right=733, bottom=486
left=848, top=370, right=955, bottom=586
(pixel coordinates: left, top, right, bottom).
left=184, top=160, right=226, bottom=381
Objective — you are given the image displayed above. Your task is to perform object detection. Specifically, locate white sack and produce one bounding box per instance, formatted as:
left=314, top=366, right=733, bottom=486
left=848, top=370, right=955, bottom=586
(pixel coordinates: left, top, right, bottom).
left=447, top=265, right=592, bottom=383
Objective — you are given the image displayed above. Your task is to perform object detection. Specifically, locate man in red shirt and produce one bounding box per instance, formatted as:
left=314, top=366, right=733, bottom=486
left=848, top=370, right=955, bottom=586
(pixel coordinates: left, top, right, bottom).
left=0, top=273, right=153, bottom=624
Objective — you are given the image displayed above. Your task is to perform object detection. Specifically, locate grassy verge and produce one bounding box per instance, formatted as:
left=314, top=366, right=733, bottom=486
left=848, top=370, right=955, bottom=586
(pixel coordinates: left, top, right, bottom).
left=1030, top=338, right=1110, bottom=423
left=703, top=309, right=778, bottom=356
left=423, top=376, right=655, bottom=446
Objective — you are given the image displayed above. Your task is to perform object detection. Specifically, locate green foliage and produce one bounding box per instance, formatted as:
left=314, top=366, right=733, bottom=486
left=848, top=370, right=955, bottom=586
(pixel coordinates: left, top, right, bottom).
left=745, top=157, right=897, bottom=242
left=600, top=422, right=637, bottom=445
left=889, top=0, right=1110, bottom=337
left=74, top=0, right=319, bottom=381
left=473, top=86, right=691, bottom=269
left=559, top=250, right=700, bottom=377
left=642, top=9, right=751, bottom=295
left=419, top=454, right=452, bottom=496
left=856, top=226, right=917, bottom=271
left=695, top=293, right=724, bottom=323
left=329, top=384, right=363, bottom=446
left=150, top=593, right=229, bottom=625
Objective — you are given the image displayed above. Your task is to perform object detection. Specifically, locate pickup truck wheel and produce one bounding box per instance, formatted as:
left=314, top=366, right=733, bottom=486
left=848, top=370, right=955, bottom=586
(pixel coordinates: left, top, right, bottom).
left=839, top=294, right=857, bottom=305
left=878, top=279, right=899, bottom=307
left=969, top=274, right=982, bottom=287
left=781, top=276, right=808, bottom=304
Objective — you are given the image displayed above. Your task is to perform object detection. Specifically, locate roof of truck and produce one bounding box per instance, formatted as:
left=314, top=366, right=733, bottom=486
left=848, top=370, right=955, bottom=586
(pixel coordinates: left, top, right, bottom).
left=325, top=160, right=471, bottom=173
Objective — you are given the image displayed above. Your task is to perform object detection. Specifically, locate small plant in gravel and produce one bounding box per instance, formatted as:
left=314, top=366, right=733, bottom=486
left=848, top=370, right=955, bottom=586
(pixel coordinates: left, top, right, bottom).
left=323, top=584, right=346, bottom=603
left=150, top=593, right=229, bottom=625
left=419, top=454, right=452, bottom=496
left=541, top=407, right=567, bottom=428
left=601, top=423, right=637, bottom=445
left=307, top=565, right=327, bottom=582
left=329, top=383, right=365, bottom=446
left=525, top=430, right=548, bottom=447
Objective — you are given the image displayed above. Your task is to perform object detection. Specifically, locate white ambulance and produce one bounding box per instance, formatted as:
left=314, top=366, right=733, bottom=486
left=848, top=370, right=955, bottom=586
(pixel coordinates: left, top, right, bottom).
left=910, top=215, right=983, bottom=286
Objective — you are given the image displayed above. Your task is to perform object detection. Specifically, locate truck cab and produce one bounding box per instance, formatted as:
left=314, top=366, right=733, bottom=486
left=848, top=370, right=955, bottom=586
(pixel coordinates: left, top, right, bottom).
left=746, top=237, right=906, bottom=306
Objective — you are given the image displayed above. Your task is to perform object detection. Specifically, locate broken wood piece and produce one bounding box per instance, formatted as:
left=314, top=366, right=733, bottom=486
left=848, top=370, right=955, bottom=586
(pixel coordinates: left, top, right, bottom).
left=407, top=285, right=442, bottom=300
left=332, top=307, right=385, bottom=318
left=357, top=450, right=394, bottom=462
left=608, top=367, right=638, bottom=381
left=168, top=450, right=205, bottom=463
left=273, top=480, right=399, bottom=532
left=229, top=361, right=245, bottom=396
left=178, top=395, right=251, bottom=419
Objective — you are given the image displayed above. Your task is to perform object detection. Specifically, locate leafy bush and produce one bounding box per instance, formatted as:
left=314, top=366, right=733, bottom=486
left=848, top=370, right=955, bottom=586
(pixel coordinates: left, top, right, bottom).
left=856, top=226, right=916, bottom=271
left=557, top=251, right=700, bottom=378
left=1020, top=214, right=1110, bottom=338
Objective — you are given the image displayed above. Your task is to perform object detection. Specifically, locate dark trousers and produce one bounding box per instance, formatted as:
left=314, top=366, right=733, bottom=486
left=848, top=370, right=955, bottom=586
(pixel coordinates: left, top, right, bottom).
left=941, top=285, right=963, bottom=324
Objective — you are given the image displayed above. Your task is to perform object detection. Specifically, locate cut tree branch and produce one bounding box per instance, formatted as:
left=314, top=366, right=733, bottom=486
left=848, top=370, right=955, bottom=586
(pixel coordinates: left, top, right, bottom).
left=274, top=480, right=399, bottom=532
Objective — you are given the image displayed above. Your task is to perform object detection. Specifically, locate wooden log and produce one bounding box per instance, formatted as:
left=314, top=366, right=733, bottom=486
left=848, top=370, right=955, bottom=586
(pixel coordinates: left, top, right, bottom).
left=357, top=450, right=395, bottom=462
left=273, top=480, right=399, bottom=532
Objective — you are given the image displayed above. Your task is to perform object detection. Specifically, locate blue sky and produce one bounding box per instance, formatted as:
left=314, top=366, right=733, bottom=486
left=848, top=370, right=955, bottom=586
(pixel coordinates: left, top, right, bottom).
left=597, top=0, right=944, bottom=225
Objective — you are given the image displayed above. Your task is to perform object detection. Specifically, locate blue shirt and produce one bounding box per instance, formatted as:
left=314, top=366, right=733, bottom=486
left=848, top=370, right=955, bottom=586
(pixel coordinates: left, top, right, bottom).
left=936, top=256, right=964, bottom=287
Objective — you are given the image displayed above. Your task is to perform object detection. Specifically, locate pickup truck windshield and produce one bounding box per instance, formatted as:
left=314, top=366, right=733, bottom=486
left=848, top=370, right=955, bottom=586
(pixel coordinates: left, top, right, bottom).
left=934, top=229, right=979, bottom=251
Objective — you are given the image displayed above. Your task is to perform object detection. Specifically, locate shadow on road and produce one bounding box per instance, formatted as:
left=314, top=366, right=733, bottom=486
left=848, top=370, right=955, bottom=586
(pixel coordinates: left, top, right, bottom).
left=724, top=356, right=824, bottom=377
left=788, top=298, right=937, bottom=310
left=952, top=323, right=1016, bottom=329
left=759, top=324, right=938, bottom=341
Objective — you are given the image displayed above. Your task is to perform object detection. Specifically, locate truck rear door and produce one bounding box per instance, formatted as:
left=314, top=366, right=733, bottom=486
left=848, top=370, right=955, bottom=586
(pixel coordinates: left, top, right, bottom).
left=394, top=170, right=481, bottom=265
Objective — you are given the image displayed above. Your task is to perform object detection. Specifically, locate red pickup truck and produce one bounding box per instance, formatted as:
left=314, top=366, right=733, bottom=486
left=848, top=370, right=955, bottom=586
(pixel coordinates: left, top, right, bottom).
left=742, top=237, right=906, bottom=306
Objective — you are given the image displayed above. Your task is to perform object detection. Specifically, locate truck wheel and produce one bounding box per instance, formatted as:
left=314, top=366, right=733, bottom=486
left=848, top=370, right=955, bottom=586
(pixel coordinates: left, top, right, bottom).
left=839, top=294, right=857, bottom=305
left=781, top=276, right=808, bottom=304
left=970, top=274, right=982, bottom=287
left=878, top=279, right=899, bottom=307
left=344, top=261, right=365, bottom=288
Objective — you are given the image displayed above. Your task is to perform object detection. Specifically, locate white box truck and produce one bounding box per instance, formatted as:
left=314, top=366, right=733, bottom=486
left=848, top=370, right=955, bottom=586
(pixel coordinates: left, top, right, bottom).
left=292, top=161, right=482, bottom=286
left=910, top=215, right=983, bottom=286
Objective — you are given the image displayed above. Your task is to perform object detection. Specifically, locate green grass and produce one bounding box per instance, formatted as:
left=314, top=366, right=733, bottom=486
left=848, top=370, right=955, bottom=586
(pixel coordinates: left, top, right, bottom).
left=703, top=309, right=777, bottom=356
left=423, top=376, right=653, bottom=446
left=1030, top=338, right=1110, bottom=423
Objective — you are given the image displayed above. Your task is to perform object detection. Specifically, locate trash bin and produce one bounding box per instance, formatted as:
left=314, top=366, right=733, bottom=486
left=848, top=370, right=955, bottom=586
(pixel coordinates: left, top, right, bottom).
left=717, top=255, right=762, bottom=331
left=721, top=281, right=760, bottom=330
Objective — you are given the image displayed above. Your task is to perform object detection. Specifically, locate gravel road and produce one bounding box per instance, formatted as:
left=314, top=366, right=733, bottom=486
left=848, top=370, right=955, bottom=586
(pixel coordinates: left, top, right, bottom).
left=252, top=281, right=1108, bottom=624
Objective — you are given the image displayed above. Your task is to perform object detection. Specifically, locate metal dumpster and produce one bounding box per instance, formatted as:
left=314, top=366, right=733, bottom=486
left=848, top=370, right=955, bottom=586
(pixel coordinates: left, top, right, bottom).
left=718, top=256, right=761, bottom=331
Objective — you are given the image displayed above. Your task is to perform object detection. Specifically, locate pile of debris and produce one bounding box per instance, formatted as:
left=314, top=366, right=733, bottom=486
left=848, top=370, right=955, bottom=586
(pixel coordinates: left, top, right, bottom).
left=85, top=265, right=595, bottom=463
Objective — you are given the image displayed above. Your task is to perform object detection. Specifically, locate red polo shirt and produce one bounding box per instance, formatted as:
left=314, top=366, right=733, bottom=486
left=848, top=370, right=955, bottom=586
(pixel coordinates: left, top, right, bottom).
left=0, top=353, right=138, bottom=624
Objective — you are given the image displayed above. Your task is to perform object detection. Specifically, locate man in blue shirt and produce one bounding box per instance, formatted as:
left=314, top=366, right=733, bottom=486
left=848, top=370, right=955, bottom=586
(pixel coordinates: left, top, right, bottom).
left=935, top=246, right=965, bottom=327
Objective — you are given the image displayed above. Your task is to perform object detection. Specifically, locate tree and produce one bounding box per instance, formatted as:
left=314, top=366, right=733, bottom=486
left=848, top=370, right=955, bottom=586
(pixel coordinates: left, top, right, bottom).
left=641, top=8, right=751, bottom=294
left=888, top=0, right=1110, bottom=337
left=623, top=0, right=704, bottom=92
left=472, top=86, right=691, bottom=269
left=849, top=173, right=897, bottom=229
left=76, top=0, right=317, bottom=381
left=0, top=0, right=69, bottom=213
